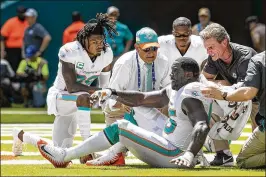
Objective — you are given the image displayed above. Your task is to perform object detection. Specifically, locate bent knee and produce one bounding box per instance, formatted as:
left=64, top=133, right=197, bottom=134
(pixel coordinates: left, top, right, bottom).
left=236, top=156, right=245, bottom=168
left=76, top=94, right=91, bottom=108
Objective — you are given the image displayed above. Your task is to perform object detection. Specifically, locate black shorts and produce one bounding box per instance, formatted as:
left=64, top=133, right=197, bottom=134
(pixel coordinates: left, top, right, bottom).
left=5, top=47, right=22, bottom=71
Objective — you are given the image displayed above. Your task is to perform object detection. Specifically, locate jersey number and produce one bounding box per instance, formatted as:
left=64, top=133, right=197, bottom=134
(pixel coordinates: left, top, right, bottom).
left=164, top=119, right=177, bottom=134
left=76, top=74, right=99, bottom=86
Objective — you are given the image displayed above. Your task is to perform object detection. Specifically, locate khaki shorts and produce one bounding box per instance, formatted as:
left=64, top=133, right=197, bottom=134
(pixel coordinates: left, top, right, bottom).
left=236, top=127, right=265, bottom=168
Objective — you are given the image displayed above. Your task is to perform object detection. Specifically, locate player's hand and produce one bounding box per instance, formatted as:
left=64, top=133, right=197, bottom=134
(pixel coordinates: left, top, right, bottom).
left=122, top=104, right=131, bottom=113
left=170, top=153, right=194, bottom=168
left=201, top=86, right=223, bottom=100
left=90, top=89, right=112, bottom=105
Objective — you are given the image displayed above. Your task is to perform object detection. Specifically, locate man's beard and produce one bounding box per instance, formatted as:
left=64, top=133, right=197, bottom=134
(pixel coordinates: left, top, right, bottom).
left=18, top=15, right=25, bottom=21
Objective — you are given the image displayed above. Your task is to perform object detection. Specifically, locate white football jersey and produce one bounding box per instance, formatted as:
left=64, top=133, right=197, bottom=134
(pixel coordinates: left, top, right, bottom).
left=158, top=35, right=208, bottom=67
left=53, top=41, right=113, bottom=91
left=163, top=82, right=212, bottom=150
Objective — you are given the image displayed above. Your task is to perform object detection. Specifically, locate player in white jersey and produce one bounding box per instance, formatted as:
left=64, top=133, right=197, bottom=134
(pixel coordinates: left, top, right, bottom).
left=36, top=57, right=251, bottom=168
left=12, top=14, right=117, bottom=163
left=158, top=17, right=208, bottom=68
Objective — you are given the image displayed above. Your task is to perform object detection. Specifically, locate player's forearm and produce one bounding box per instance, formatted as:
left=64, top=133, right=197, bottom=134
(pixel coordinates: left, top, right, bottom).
left=39, top=35, right=51, bottom=52
left=226, top=87, right=257, bottom=102
left=66, top=83, right=101, bottom=93
left=123, top=40, right=133, bottom=53
left=112, top=89, right=168, bottom=108
left=113, top=90, right=146, bottom=107
left=187, top=121, right=210, bottom=156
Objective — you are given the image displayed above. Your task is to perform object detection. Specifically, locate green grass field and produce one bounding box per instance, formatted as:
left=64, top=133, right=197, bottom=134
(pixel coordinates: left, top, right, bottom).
left=1, top=107, right=264, bottom=176
left=1, top=165, right=265, bottom=176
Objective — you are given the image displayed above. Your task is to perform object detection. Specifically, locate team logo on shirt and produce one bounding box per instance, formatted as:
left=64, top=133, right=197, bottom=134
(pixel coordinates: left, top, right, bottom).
left=76, top=62, right=84, bottom=69
left=191, top=91, right=200, bottom=97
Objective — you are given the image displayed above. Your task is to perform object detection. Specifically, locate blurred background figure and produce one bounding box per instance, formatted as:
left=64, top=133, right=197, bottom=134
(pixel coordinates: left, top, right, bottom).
left=0, top=57, right=15, bottom=107
left=245, top=16, right=265, bottom=53
left=62, top=11, right=84, bottom=44
left=106, top=6, right=133, bottom=64
left=23, top=8, right=51, bottom=58
left=192, top=7, right=213, bottom=35
left=1, top=6, right=28, bottom=71
left=16, top=45, right=49, bottom=108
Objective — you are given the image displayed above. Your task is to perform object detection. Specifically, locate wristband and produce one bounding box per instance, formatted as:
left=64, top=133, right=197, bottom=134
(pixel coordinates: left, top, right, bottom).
left=183, top=151, right=194, bottom=162
left=107, top=88, right=117, bottom=96
left=222, top=91, right=228, bottom=100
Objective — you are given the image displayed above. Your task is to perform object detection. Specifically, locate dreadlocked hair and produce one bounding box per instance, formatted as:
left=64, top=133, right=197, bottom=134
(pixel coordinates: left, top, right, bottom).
left=76, top=13, right=117, bottom=53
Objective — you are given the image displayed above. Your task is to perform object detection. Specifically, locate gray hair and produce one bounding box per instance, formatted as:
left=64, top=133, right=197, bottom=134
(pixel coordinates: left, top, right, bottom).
left=199, top=23, right=230, bottom=43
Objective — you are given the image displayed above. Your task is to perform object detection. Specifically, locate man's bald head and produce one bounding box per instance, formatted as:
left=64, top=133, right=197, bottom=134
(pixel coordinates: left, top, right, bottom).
left=171, top=57, right=200, bottom=91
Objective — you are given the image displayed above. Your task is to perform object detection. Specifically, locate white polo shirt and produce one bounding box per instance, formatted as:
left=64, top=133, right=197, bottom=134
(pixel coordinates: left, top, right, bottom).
left=109, top=50, right=171, bottom=91
left=106, top=49, right=171, bottom=134
left=158, top=34, right=208, bottom=67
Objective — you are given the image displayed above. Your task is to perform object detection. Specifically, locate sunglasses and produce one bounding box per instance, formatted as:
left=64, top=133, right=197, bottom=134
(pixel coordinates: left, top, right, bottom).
left=174, top=33, right=190, bottom=38
left=141, top=47, right=158, bottom=52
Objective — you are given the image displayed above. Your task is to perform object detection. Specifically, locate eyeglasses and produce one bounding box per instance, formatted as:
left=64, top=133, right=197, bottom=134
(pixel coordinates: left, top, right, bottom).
left=141, top=47, right=158, bottom=52
left=174, top=33, right=190, bottom=38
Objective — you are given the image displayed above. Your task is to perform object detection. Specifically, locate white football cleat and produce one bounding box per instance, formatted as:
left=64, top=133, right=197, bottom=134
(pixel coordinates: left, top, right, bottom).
left=12, top=128, right=23, bottom=156
left=37, top=139, right=70, bottom=168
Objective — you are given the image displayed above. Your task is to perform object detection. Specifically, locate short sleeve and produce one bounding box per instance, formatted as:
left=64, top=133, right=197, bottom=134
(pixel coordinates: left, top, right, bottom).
left=203, top=56, right=218, bottom=75
left=41, top=63, right=49, bottom=77
left=35, top=24, right=49, bottom=38
left=104, top=46, right=114, bottom=67
left=243, top=58, right=261, bottom=89
left=124, top=26, right=133, bottom=41
left=1, top=19, right=12, bottom=37
left=58, top=45, right=75, bottom=64
left=16, top=60, right=27, bottom=74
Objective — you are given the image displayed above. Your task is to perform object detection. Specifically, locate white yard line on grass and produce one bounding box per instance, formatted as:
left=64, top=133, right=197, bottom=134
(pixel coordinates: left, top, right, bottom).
left=1, top=123, right=107, bottom=129
left=1, top=159, right=144, bottom=165
left=0, top=154, right=238, bottom=165
left=1, top=132, right=99, bottom=137
left=1, top=110, right=103, bottom=115
left=1, top=150, right=124, bottom=157
left=0, top=123, right=252, bottom=129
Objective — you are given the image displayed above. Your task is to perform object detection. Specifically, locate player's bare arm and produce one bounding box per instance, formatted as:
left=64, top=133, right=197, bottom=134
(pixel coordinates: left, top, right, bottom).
left=170, top=97, right=210, bottom=167
left=61, top=60, right=101, bottom=93
left=91, top=88, right=169, bottom=108
left=115, top=88, right=169, bottom=108
left=182, top=98, right=210, bottom=155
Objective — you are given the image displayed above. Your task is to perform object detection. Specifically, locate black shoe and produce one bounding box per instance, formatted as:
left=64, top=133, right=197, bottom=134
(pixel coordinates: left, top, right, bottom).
left=210, top=151, right=234, bottom=166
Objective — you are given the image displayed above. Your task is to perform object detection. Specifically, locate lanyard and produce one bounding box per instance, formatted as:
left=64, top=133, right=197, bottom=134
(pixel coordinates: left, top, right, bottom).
left=135, top=52, right=156, bottom=91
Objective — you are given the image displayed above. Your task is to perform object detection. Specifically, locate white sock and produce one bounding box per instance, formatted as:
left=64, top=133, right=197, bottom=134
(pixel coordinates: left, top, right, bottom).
left=76, top=107, right=91, bottom=140
left=109, top=142, right=127, bottom=154
left=23, top=132, right=52, bottom=147
left=64, top=131, right=111, bottom=162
